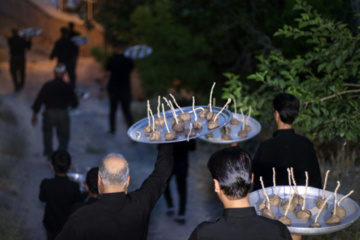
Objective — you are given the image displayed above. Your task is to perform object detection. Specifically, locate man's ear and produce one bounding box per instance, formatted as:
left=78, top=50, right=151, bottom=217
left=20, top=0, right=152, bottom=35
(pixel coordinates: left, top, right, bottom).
left=213, top=179, right=221, bottom=193
left=274, top=110, right=280, bottom=122
left=251, top=173, right=254, bottom=183
left=125, top=176, right=130, bottom=188
left=97, top=173, right=101, bottom=187
left=50, top=164, right=54, bottom=170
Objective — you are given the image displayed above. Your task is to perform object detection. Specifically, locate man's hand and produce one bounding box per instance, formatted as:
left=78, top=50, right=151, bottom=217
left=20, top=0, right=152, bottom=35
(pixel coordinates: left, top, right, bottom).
left=31, top=114, right=37, bottom=126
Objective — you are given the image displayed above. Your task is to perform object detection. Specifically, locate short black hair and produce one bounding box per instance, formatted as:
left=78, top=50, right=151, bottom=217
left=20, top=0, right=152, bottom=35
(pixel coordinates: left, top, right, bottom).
left=86, top=167, right=99, bottom=195
left=273, top=93, right=300, bottom=124
left=12, top=29, right=19, bottom=36
left=207, top=147, right=252, bottom=200
left=60, top=27, right=69, bottom=35
left=69, top=22, right=75, bottom=28
left=51, top=150, right=71, bottom=173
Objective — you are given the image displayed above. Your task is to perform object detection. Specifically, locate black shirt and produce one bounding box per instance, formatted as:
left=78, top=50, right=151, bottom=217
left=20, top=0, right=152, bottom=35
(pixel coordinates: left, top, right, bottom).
left=8, top=35, right=31, bottom=57
left=189, top=207, right=292, bottom=240
left=106, top=54, right=134, bottom=94
left=50, top=37, right=77, bottom=63
left=39, top=175, right=82, bottom=235
left=252, top=129, right=322, bottom=191
left=55, top=144, right=174, bottom=240
left=32, top=78, right=78, bottom=113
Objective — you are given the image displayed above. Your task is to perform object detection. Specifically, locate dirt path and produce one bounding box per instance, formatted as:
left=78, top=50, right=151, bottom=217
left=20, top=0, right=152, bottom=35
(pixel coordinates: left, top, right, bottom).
left=0, top=52, right=224, bottom=240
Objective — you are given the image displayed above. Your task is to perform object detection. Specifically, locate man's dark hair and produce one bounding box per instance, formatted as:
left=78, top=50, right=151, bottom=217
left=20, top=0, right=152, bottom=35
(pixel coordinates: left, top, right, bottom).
left=69, top=22, right=75, bottom=29
left=86, top=167, right=99, bottom=194
left=273, top=93, right=300, bottom=124
left=51, top=150, right=71, bottom=173
left=207, top=147, right=252, bottom=200
left=60, top=27, right=69, bottom=35
left=12, top=28, right=19, bottom=36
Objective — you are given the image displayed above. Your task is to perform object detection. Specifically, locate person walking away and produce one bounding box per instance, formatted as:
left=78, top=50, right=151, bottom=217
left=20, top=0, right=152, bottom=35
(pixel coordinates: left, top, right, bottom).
left=68, top=22, right=80, bottom=70
left=39, top=150, right=82, bottom=240
left=189, top=146, right=292, bottom=240
left=104, top=41, right=135, bottom=133
left=31, top=64, right=78, bottom=160
left=50, top=27, right=78, bottom=89
left=7, top=28, right=31, bottom=91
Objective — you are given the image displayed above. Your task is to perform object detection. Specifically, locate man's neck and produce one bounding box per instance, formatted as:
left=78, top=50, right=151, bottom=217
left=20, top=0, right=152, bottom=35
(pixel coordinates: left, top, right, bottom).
left=277, top=122, right=293, bottom=130
left=222, top=195, right=251, bottom=209
left=55, top=173, right=67, bottom=177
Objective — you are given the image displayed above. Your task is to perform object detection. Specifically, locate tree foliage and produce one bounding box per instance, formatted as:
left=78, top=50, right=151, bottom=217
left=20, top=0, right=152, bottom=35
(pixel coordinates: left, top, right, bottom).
left=222, top=0, right=360, bottom=142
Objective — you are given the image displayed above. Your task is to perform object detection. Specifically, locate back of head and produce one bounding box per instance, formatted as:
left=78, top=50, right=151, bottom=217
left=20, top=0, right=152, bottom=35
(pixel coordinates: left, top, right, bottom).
left=113, top=40, right=127, bottom=52
left=60, top=27, right=69, bottom=36
left=99, top=153, right=129, bottom=188
left=51, top=150, right=71, bottom=174
left=86, top=167, right=99, bottom=195
left=273, top=93, right=300, bottom=124
left=69, top=22, right=74, bottom=30
left=12, top=28, right=19, bottom=36
left=207, top=147, right=252, bottom=200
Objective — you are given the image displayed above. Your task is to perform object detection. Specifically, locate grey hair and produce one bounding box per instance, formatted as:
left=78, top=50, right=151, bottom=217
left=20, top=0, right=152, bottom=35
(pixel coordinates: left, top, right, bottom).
left=99, top=153, right=130, bottom=188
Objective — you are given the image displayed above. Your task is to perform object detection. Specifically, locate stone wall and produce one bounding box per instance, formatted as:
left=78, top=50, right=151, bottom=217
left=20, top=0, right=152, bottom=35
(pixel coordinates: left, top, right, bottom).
left=0, top=0, right=104, bottom=56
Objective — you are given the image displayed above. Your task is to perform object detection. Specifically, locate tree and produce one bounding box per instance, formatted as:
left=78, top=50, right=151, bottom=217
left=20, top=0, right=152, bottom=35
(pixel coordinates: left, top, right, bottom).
left=222, top=0, right=360, bottom=142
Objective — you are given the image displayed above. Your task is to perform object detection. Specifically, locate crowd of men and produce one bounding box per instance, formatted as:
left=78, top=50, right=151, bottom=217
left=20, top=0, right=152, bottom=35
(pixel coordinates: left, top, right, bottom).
left=7, top=21, right=323, bottom=240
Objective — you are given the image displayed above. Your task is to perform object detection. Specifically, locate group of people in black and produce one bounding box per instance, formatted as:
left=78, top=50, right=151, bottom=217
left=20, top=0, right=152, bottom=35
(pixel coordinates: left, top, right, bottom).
left=7, top=20, right=322, bottom=240
left=36, top=91, right=322, bottom=240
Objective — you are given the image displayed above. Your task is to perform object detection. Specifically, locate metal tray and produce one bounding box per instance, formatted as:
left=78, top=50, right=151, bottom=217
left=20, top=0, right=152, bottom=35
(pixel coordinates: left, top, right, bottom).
left=249, top=186, right=360, bottom=235
left=127, top=105, right=232, bottom=144
left=19, top=28, right=42, bottom=38
left=199, top=113, right=261, bottom=144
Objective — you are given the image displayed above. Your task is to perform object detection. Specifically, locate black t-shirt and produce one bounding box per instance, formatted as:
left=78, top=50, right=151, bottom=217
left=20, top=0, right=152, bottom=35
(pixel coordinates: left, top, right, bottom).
left=106, top=54, right=134, bottom=93
left=50, top=37, right=77, bottom=63
left=8, top=35, right=31, bottom=57
left=252, top=129, right=322, bottom=191
left=32, top=78, right=78, bottom=113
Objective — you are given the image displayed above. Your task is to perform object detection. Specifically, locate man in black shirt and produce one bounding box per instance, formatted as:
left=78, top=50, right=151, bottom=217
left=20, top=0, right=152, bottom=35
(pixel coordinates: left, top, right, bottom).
left=56, top=144, right=174, bottom=240
left=104, top=41, right=135, bottom=133
left=50, top=27, right=78, bottom=89
left=31, top=64, right=78, bottom=159
left=189, top=147, right=292, bottom=240
left=39, top=150, right=82, bottom=240
left=68, top=22, right=80, bottom=68
left=252, top=93, right=322, bottom=191
left=8, top=28, right=32, bottom=91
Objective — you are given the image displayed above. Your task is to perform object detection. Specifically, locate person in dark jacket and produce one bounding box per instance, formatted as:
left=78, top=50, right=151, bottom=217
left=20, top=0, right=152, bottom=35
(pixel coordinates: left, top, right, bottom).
left=104, top=41, right=135, bottom=133
left=252, top=93, right=322, bottom=191
left=31, top=64, right=78, bottom=159
left=7, top=28, right=31, bottom=91
left=188, top=146, right=292, bottom=240
left=55, top=144, right=174, bottom=240
left=68, top=167, right=99, bottom=216
left=39, top=150, right=82, bottom=240
left=50, top=27, right=78, bottom=89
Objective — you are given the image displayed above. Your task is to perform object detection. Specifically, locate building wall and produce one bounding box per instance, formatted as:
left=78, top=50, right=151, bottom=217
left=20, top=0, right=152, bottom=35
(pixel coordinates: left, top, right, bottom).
left=0, top=0, right=104, bottom=56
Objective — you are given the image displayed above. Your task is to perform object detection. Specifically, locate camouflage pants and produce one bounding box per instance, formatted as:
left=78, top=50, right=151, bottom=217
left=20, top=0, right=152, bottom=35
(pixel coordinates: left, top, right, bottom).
left=42, top=109, right=70, bottom=157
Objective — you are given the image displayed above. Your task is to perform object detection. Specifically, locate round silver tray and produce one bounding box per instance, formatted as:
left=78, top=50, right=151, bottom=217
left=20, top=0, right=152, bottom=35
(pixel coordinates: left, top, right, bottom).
left=127, top=105, right=232, bottom=144
left=199, top=113, right=261, bottom=144
left=124, top=44, right=153, bottom=59
left=19, top=28, right=42, bottom=38
left=249, top=186, right=360, bottom=235
left=71, top=36, right=89, bottom=46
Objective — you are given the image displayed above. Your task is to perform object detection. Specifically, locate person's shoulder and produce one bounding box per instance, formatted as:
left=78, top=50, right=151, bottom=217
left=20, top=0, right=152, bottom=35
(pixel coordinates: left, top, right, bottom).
left=293, top=132, right=314, bottom=146
left=255, top=215, right=290, bottom=232
left=40, top=177, right=55, bottom=185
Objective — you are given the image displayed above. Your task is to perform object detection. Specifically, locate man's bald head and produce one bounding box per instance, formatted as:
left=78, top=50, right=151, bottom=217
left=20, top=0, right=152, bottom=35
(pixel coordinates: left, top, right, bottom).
left=99, top=153, right=130, bottom=189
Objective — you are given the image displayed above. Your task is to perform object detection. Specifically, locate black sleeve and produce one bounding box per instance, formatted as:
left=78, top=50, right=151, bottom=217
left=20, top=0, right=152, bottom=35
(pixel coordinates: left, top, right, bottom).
left=32, top=84, right=47, bottom=113
left=251, top=144, right=264, bottom=191
left=39, top=180, right=47, bottom=202
left=188, top=228, right=199, bottom=240
left=25, top=39, right=31, bottom=50
left=50, top=42, right=58, bottom=59
left=308, top=142, right=322, bottom=189
left=129, top=143, right=174, bottom=208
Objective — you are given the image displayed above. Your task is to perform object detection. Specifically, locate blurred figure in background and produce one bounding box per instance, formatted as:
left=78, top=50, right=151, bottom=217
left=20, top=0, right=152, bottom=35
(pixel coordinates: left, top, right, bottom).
left=103, top=41, right=135, bottom=133
left=68, top=22, right=80, bottom=71
left=163, top=140, right=195, bottom=224
left=7, top=28, right=31, bottom=91
left=31, top=64, right=78, bottom=160
left=50, top=27, right=78, bottom=89
left=39, top=150, right=82, bottom=240
left=69, top=167, right=99, bottom=216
